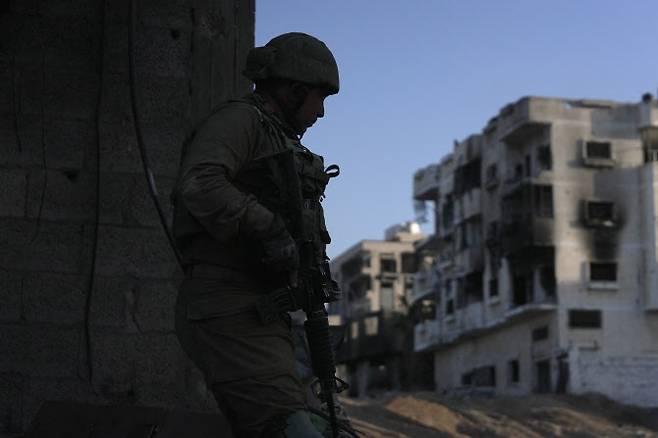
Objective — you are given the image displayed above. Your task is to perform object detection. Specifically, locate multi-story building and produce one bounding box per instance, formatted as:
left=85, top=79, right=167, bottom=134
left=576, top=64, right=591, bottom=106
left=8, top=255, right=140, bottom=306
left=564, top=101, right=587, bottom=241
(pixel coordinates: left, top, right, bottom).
left=413, top=93, right=658, bottom=406
left=328, top=222, right=423, bottom=396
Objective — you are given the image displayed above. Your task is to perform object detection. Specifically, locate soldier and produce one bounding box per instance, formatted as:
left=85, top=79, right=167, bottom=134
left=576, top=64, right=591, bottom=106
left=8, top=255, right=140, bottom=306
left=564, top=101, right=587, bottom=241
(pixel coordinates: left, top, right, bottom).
left=172, top=33, right=347, bottom=437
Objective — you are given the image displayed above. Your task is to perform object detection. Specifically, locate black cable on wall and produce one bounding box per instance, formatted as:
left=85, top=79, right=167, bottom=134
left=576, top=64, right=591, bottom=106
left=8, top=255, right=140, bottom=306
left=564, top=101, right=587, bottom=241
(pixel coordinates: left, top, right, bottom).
left=128, top=0, right=184, bottom=271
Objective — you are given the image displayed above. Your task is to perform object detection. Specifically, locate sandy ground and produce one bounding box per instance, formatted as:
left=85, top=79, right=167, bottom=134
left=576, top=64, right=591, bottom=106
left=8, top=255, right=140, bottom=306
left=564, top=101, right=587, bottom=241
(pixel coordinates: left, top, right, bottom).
left=341, top=392, right=658, bottom=437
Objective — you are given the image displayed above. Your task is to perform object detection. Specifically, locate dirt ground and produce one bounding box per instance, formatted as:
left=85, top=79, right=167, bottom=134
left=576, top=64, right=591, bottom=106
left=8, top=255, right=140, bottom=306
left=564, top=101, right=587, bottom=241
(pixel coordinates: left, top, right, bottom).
left=341, top=392, right=658, bottom=437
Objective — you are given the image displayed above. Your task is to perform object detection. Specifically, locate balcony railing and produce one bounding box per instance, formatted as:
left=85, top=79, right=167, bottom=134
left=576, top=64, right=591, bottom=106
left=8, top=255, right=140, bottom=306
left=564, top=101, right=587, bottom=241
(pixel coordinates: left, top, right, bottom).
left=414, top=320, right=440, bottom=352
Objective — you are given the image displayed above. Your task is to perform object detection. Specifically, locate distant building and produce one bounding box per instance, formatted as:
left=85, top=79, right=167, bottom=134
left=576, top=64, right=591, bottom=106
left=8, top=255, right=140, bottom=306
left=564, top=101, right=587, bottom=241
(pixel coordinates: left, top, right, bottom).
left=328, top=222, right=423, bottom=396
left=412, top=94, right=658, bottom=406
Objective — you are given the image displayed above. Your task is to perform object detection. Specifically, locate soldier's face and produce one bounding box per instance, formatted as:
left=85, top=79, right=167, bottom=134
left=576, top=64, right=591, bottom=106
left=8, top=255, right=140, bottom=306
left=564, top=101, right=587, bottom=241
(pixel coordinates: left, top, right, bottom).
left=292, top=87, right=327, bottom=135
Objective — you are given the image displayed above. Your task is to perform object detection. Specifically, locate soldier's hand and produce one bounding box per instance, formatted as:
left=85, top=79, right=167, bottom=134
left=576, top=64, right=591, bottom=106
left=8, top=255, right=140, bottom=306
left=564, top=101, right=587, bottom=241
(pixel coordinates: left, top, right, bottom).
left=261, top=216, right=299, bottom=272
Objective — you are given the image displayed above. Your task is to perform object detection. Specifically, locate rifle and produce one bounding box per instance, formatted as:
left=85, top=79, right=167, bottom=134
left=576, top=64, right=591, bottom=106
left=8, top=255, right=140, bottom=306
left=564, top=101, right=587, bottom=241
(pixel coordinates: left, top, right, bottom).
left=254, top=148, right=346, bottom=438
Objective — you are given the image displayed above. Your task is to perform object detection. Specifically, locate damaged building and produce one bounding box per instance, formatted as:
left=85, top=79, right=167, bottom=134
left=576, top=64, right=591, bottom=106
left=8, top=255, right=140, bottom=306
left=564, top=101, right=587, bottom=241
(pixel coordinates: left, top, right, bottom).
left=328, top=222, right=423, bottom=397
left=412, top=94, right=658, bottom=406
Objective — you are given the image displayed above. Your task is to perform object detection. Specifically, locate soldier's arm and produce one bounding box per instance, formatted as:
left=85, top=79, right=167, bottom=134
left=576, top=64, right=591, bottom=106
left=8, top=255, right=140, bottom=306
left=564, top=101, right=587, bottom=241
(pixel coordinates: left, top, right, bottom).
left=177, top=104, right=274, bottom=242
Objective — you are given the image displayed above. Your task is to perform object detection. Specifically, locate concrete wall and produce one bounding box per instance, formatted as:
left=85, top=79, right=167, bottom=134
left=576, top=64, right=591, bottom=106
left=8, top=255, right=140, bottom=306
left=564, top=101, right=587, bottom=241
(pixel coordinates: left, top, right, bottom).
left=434, top=313, right=558, bottom=395
left=0, top=1, right=254, bottom=435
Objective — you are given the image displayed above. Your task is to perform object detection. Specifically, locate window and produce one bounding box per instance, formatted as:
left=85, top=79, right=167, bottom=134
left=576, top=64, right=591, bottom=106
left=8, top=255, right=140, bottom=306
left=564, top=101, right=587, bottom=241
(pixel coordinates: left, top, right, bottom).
left=475, top=365, right=496, bottom=387
left=590, top=262, right=617, bottom=282
left=586, top=141, right=612, bottom=159
left=489, top=278, right=499, bottom=297
left=485, top=163, right=498, bottom=189
left=642, top=126, right=658, bottom=162
left=461, top=371, right=473, bottom=386
left=401, top=252, right=417, bottom=273
left=569, top=309, right=602, bottom=329
left=534, top=185, right=553, bottom=217
left=465, top=271, right=484, bottom=304
left=584, top=201, right=615, bottom=226
left=583, top=141, right=614, bottom=167
left=454, top=158, right=481, bottom=195
left=539, top=265, right=556, bottom=297
left=380, top=256, right=397, bottom=273
left=537, top=144, right=552, bottom=170
left=532, top=326, right=549, bottom=342
left=455, top=278, right=466, bottom=309
left=508, top=360, right=520, bottom=384
left=525, top=155, right=531, bottom=177
left=446, top=299, right=454, bottom=316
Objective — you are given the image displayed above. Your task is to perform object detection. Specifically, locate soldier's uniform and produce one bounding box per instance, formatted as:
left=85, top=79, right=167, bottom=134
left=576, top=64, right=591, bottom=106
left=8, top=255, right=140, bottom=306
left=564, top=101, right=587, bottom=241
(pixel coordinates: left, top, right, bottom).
left=173, top=33, right=342, bottom=437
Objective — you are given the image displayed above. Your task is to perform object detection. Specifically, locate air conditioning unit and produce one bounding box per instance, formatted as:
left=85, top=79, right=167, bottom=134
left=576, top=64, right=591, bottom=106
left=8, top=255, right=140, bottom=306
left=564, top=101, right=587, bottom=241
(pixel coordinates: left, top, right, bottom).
left=581, top=140, right=615, bottom=167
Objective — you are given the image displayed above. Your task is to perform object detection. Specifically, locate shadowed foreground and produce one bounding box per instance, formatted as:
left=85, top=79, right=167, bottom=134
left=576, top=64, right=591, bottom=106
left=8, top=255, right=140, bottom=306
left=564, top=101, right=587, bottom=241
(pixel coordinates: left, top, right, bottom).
left=341, top=392, right=658, bottom=438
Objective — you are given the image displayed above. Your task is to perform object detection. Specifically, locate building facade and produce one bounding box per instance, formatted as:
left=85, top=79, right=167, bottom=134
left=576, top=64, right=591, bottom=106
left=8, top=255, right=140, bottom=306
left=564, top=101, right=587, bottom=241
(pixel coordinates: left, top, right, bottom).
left=328, top=223, right=423, bottom=396
left=413, top=94, right=658, bottom=406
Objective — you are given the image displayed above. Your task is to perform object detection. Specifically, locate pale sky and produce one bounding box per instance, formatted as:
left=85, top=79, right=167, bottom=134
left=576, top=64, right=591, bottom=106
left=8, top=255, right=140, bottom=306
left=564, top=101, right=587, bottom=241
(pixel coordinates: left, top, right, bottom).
left=255, top=0, right=658, bottom=258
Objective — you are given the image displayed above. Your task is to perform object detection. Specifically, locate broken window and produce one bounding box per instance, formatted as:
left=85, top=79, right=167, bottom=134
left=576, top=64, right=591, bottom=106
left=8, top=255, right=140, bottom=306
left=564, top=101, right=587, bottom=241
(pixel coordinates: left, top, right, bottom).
left=534, top=185, right=553, bottom=218
left=489, top=278, right=499, bottom=297
left=380, top=256, right=397, bottom=273
left=532, top=326, right=549, bottom=342
left=446, top=299, right=454, bottom=316
left=568, top=309, right=602, bottom=328
left=584, top=201, right=615, bottom=226
left=454, top=158, right=482, bottom=195
left=465, top=271, right=484, bottom=304
left=589, top=262, right=617, bottom=282
left=537, top=144, right=552, bottom=170
left=442, top=194, right=454, bottom=230
left=485, top=163, right=498, bottom=188
left=455, top=278, right=466, bottom=309
left=508, top=360, right=520, bottom=384
left=585, top=141, right=612, bottom=159
left=401, top=252, right=417, bottom=273
left=512, top=272, right=534, bottom=307
left=539, top=265, right=556, bottom=297
left=525, top=155, right=531, bottom=177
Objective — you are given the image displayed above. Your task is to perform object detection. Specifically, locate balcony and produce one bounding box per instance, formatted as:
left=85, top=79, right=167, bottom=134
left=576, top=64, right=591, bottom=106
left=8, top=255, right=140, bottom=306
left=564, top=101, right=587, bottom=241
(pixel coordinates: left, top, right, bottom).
left=498, top=99, right=550, bottom=148
left=441, top=302, right=485, bottom=345
left=414, top=320, right=440, bottom=352
left=501, top=216, right=553, bottom=256
left=505, top=298, right=557, bottom=322
left=413, top=164, right=440, bottom=201
left=462, top=301, right=485, bottom=331
left=409, top=266, right=440, bottom=305
left=459, top=188, right=482, bottom=220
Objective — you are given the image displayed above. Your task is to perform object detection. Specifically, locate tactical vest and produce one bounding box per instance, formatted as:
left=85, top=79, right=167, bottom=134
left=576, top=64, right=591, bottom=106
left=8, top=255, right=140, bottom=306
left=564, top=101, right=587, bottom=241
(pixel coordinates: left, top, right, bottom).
left=234, top=107, right=337, bottom=269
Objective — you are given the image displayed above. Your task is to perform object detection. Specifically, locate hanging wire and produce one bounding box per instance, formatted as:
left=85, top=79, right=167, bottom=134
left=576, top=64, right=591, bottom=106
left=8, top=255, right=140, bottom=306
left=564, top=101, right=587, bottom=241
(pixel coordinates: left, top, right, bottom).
left=128, top=0, right=184, bottom=271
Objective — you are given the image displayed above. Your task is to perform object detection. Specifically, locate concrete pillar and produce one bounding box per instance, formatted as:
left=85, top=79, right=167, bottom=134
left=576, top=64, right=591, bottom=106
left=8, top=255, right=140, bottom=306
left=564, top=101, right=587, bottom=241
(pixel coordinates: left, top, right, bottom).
left=0, top=1, right=254, bottom=434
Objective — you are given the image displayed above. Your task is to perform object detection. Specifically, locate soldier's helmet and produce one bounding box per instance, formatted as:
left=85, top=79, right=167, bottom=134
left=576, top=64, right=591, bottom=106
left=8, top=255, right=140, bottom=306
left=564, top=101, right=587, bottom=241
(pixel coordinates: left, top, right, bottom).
left=243, top=32, right=339, bottom=95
